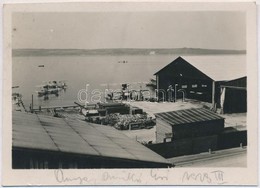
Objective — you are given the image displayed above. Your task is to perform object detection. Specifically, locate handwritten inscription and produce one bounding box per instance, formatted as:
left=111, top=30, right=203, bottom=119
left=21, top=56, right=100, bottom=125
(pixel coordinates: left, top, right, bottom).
left=182, top=170, right=227, bottom=185
left=54, top=168, right=227, bottom=185
left=54, top=169, right=96, bottom=184
left=150, top=169, right=169, bottom=181
left=102, top=171, right=142, bottom=183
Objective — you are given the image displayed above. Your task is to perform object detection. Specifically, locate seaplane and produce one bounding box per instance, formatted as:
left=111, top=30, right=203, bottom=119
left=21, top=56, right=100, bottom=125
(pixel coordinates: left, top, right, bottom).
left=36, top=84, right=60, bottom=96
left=35, top=80, right=67, bottom=97
left=46, top=80, right=68, bottom=89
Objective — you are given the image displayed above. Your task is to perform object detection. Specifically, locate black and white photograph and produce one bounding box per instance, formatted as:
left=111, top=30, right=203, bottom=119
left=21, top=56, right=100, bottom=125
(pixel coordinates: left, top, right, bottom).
left=2, top=1, right=258, bottom=186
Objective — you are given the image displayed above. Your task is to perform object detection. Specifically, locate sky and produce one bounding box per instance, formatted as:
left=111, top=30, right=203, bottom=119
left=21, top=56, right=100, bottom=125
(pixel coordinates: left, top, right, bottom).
left=12, top=11, right=246, bottom=50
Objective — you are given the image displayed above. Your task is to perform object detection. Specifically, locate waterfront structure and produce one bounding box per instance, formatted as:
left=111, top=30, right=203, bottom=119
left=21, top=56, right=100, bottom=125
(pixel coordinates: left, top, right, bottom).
left=12, top=111, right=172, bottom=169
left=148, top=108, right=246, bottom=158
left=154, top=56, right=246, bottom=109
left=155, top=108, right=225, bottom=143
left=220, top=76, right=247, bottom=114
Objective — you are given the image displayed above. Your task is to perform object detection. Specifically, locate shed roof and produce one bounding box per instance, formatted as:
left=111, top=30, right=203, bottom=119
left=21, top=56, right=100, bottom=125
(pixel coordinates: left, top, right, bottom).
left=222, top=76, right=247, bottom=88
left=155, top=108, right=224, bottom=126
left=154, top=56, right=246, bottom=81
left=13, top=112, right=170, bottom=165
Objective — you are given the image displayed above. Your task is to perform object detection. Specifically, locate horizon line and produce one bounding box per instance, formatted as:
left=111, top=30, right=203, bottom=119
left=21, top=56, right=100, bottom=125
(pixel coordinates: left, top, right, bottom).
left=12, top=47, right=247, bottom=51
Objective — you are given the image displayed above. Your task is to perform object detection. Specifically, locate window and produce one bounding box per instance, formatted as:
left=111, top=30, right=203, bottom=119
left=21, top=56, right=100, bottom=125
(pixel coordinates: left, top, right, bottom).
left=202, top=84, right=207, bottom=88
left=182, top=85, right=187, bottom=88
left=164, top=137, right=172, bottom=143
left=192, top=84, right=198, bottom=88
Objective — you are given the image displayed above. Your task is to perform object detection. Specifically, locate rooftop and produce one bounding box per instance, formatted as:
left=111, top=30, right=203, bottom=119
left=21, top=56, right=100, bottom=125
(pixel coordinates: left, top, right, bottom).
left=13, top=111, right=171, bottom=166
left=154, top=56, right=246, bottom=81
left=155, top=108, right=224, bottom=126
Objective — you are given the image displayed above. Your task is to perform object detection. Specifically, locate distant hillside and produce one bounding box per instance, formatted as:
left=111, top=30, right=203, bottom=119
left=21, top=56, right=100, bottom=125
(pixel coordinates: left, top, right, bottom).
left=12, top=48, right=246, bottom=57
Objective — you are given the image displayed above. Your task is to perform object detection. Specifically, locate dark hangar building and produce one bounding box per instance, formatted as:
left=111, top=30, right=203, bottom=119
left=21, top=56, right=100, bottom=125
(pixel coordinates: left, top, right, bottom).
left=220, top=76, right=247, bottom=113
left=154, top=56, right=246, bottom=112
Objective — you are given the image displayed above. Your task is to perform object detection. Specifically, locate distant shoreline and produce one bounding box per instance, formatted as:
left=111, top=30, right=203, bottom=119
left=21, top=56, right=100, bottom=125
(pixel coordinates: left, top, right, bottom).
left=12, top=48, right=246, bottom=57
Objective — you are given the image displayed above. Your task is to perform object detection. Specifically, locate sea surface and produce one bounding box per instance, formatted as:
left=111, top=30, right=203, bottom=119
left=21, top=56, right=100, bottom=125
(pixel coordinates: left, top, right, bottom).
left=12, top=54, right=246, bottom=109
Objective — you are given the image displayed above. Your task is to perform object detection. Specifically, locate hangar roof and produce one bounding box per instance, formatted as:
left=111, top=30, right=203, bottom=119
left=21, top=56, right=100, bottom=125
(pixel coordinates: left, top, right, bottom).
left=154, top=56, right=246, bottom=81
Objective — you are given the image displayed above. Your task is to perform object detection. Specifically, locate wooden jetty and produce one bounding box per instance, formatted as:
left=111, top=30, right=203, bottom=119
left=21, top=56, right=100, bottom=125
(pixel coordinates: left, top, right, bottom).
left=32, top=104, right=79, bottom=112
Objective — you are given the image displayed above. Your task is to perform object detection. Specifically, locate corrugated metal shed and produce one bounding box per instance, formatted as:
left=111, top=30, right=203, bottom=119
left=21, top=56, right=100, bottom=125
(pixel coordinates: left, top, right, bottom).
left=155, top=108, right=225, bottom=141
left=155, top=108, right=224, bottom=126
left=154, top=56, right=246, bottom=81
left=13, top=111, right=170, bottom=165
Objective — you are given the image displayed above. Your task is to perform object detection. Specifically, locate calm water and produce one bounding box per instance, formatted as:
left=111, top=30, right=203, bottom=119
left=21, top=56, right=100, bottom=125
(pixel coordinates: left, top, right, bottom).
left=12, top=54, right=246, bottom=108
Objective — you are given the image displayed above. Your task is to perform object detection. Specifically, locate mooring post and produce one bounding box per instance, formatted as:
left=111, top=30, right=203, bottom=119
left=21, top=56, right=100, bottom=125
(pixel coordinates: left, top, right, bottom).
left=31, top=94, right=34, bottom=113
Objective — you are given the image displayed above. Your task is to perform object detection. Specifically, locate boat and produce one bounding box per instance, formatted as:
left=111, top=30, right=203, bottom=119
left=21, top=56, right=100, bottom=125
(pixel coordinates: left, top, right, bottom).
left=118, top=60, right=128, bottom=63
